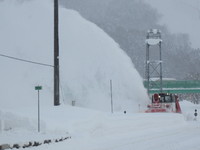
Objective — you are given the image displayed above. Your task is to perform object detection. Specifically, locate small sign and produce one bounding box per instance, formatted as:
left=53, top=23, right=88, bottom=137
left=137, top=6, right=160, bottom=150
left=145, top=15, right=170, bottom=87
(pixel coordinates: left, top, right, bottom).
left=35, top=86, right=42, bottom=90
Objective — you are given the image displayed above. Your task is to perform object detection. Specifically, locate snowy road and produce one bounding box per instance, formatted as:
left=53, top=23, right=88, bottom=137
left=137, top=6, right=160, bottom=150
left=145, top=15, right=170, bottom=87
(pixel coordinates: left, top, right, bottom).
left=1, top=102, right=200, bottom=150
left=34, top=109, right=200, bottom=150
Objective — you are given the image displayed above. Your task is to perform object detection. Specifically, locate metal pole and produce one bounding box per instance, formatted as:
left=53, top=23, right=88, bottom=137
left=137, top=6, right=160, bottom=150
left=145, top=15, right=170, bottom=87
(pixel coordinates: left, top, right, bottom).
left=110, top=80, right=113, bottom=113
left=146, top=43, right=150, bottom=94
left=54, top=0, right=60, bottom=106
left=38, top=90, right=40, bottom=132
left=159, top=41, right=162, bottom=93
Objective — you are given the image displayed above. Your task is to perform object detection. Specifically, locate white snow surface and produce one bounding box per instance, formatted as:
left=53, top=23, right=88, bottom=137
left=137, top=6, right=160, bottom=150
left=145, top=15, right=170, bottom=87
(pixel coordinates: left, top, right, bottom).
left=1, top=101, right=200, bottom=150
left=0, top=0, right=148, bottom=112
left=1, top=1, right=200, bottom=150
left=144, top=0, right=200, bottom=49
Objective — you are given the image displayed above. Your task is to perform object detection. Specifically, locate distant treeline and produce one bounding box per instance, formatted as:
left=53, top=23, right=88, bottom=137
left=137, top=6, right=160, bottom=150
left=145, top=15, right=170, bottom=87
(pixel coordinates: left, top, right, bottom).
left=60, top=0, right=200, bottom=80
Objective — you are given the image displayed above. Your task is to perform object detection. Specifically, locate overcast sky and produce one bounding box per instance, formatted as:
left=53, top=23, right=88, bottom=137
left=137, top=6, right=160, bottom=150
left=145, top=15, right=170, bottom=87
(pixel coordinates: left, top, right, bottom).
left=144, top=0, right=200, bottom=49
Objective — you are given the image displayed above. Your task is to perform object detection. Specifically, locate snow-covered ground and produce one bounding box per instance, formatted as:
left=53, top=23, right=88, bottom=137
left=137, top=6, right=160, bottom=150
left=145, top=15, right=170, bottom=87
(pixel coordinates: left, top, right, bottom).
left=1, top=1, right=200, bottom=150
left=1, top=101, right=200, bottom=150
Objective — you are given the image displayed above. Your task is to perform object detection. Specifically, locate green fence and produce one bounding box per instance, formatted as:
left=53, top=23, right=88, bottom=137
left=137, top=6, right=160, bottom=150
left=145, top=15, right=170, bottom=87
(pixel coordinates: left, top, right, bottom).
left=143, top=80, right=200, bottom=94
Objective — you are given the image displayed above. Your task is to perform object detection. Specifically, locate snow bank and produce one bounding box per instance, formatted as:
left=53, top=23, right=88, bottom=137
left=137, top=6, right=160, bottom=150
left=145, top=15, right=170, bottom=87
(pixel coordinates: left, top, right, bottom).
left=0, top=0, right=148, bottom=113
left=180, top=100, right=200, bottom=121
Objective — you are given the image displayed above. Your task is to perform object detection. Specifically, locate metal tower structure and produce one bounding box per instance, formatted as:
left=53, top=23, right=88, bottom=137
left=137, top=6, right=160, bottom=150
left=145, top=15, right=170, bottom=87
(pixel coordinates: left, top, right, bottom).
left=145, top=29, right=162, bottom=94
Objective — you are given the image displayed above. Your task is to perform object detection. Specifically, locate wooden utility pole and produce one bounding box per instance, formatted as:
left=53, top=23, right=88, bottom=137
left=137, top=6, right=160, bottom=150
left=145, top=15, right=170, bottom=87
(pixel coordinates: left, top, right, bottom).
left=54, top=0, right=60, bottom=106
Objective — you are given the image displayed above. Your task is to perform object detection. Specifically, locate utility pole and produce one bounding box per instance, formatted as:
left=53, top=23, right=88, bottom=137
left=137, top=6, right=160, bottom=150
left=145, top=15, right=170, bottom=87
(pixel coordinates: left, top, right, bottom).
left=54, top=0, right=60, bottom=106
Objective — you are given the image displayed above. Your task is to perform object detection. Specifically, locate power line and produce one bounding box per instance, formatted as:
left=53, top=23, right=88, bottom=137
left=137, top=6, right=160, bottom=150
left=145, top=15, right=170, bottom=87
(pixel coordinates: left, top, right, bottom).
left=0, top=53, right=54, bottom=68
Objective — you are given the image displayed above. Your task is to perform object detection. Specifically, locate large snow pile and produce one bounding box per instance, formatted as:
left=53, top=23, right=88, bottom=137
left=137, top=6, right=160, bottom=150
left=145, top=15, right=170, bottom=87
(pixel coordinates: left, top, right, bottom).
left=1, top=1, right=200, bottom=149
left=0, top=0, right=148, bottom=112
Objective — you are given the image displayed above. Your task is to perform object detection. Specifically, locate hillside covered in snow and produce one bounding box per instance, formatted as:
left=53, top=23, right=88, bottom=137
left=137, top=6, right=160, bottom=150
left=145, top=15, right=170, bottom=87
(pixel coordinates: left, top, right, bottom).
left=59, top=0, right=200, bottom=81
left=1, top=1, right=200, bottom=150
left=0, top=0, right=148, bottom=113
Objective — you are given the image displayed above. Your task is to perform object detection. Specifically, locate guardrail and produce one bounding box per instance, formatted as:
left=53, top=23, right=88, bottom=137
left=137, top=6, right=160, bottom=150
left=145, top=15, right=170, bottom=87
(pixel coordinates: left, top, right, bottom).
left=143, top=80, right=200, bottom=94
